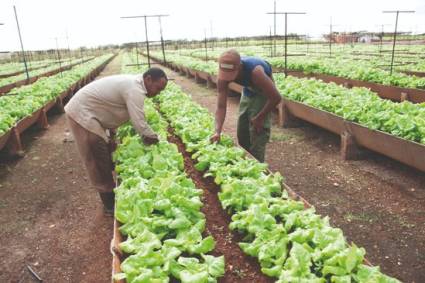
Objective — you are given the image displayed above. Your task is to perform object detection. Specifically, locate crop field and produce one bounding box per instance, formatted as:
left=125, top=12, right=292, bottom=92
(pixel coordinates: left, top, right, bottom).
left=0, top=1, right=424, bottom=283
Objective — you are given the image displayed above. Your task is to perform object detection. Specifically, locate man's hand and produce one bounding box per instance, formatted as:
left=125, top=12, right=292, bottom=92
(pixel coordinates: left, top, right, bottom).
left=250, top=115, right=265, bottom=134
left=210, top=132, right=221, bottom=143
left=143, top=135, right=159, bottom=145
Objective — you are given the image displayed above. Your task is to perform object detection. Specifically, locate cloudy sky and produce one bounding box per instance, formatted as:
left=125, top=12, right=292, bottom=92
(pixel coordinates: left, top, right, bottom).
left=0, top=0, right=424, bottom=51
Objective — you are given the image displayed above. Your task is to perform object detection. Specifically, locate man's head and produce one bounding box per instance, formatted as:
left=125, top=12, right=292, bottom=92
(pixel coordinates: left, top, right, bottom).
left=143, top=67, right=168, bottom=97
left=218, top=49, right=241, bottom=82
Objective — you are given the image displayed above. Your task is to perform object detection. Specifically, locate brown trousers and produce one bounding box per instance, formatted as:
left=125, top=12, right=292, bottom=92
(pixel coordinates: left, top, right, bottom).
left=66, top=115, right=115, bottom=193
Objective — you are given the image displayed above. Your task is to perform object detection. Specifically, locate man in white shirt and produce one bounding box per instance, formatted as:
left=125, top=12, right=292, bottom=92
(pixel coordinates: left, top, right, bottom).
left=64, top=67, right=168, bottom=214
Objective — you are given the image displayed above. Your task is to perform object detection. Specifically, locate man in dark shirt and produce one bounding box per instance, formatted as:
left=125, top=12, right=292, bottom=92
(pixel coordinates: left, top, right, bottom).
left=211, top=49, right=282, bottom=162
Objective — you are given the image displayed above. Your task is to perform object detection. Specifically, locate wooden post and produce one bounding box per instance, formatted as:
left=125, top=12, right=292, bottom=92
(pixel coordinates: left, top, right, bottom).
left=400, top=92, right=409, bottom=102
left=206, top=77, right=215, bottom=89
left=37, top=108, right=49, bottom=129
left=343, top=82, right=353, bottom=89
left=195, top=73, right=203, bottom=84
left=340, top=131, right=362, bottom=160
left=7, top=128, right=24, bottom=156
left=55, top=97, right=65, bottom=113
left=280, top=101, right=301, bottom=128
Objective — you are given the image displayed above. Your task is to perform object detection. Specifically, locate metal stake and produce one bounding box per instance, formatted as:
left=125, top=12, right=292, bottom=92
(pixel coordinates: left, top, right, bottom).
left=13, top=6, right=30, bottom=82
left=66, top=30, right=72, bottom=65
left=204, top=29, right=208, bottom=61
left=267, top=11, right=306, bottom=76
left=273, top=0, right=276, bottom=57
left=143, top=16, right=150, bottom=67
left=383, top=10, right=415, bottom=74
left=55, top=37, right=63, bottom=77
left=158, top=17, right=166, bottom=64
left=269, top=26, right=273, bottom=57
left=329, top=17, right=332, bottom=57
left=121, top=14, right=169, bottom=69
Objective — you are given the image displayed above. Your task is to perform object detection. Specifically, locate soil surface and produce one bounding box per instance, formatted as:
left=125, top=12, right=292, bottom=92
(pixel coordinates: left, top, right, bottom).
left=165, top=68, right=425, bottom=283
left=167, top=128, right=272, bottom=283
left=0, top=55, right=122, bottom=283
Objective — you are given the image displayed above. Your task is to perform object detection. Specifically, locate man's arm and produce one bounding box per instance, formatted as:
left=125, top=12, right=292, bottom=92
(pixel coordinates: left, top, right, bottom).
left=211, top=79, right=229, bottom=142
left=126, top=92, right=159, bottom=145
left=250, top=66, right=282, bottom=133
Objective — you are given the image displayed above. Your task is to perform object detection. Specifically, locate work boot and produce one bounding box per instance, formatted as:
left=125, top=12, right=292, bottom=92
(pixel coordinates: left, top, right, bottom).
left=99, top=192, right=115, bottom=216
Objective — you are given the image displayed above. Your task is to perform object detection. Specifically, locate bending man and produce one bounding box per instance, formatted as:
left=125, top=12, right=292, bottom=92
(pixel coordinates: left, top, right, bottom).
left=211, top=49, right=281, bottom=162
left=65, top=67, right=168, bottom=213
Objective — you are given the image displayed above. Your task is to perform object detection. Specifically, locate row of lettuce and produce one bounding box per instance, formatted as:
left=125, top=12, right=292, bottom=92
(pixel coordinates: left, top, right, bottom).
left=0, top=58, right=56, bottom=76
left=274, top=75, right=425, bottom=144
left=151, top=52, right=425, bottom=145
left=172, top=44, right=425, bottom=71
left=0, top=54, right=113, bottom=137
left=152, top=82, right=400, bottom=282
left=112, top=100, right=225, bottom=282
left=112, top=53, right=225, bottom=283
left=0, top=57, right=91, bottom=88
left=161, top=47, right=425, bottom=89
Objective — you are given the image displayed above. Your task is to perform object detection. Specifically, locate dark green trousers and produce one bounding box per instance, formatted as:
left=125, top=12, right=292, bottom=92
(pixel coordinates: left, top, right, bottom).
left=237, top=91, right=271, bottom=162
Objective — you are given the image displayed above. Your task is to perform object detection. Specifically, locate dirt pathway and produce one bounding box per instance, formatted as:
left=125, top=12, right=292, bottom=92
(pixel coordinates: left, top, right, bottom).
left=165, top=68, right=425, bottom=283
left=167, top=129, right=273, bottom=283
left=0, top=54, right=122, bottom=283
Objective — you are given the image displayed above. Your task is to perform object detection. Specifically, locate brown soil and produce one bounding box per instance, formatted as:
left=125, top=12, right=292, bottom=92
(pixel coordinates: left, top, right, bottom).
left=164, top=68, right=425, bottom=283
left=0, top=55, right=122, bottom=283
left=167, top=128, right=272, bottom=283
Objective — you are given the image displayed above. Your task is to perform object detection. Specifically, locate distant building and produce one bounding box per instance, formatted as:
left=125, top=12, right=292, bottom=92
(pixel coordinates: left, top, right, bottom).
left=358, top=34, right=381, bottom=43
left=324, top=32, right=385, bottom=44
left=335, top=33, right=361, bottom=43
left=0, top=51, right=12, bottom=60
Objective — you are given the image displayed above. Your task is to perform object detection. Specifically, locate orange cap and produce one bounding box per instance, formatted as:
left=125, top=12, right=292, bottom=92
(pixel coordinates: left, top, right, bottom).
left=218, top=49, right=241, bottom=81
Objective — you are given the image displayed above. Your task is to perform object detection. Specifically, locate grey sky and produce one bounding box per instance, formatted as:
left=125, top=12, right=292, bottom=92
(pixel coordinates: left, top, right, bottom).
left=0, top=0, right=424, bottom=51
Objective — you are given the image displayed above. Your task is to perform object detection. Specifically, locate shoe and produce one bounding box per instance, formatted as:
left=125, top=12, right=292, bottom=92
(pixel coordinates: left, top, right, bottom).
left=103, top=207, right=114, bottom=216
left=99, top=192, right=115, bottom=216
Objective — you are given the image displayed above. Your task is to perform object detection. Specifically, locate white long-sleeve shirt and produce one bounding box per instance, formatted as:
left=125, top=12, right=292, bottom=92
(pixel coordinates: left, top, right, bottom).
left=64, top=74, right=156, bottom=142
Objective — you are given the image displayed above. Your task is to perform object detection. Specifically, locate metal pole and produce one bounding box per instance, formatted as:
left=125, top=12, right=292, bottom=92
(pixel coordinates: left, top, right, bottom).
left=273, top=0, right=276, bottom=56
left=307, top=34, right=310, bottom=54
left=66, top=31, right=72, bottom=65
left=329, top=17, right=332, bottom=57
left=204, top=29, right=208, bottom=61
left=144, top=16, right=151, bottom=68
left=134, top=40, right=139, bottom=67
left=266, top=11, right=306, bottom=74
left=210, top=20, right=214, bottom=51
left=80, top=47, right=84, bottom=64
left=380, top=24, right=384, bottom=53
left=383, top=10, right=415, bottom=75
left=13, top=6, right=30, bottom=82
left=158, top=17, right=166, bottom=64
left=389, top=11, right=399, bottom=75
left=55, top=37, right=63, bottom=77
left=284, top=13, right=287, bottom=76
left=121, top=14, right=169, bottom=68
left=269, top=26, right=273, bottom=57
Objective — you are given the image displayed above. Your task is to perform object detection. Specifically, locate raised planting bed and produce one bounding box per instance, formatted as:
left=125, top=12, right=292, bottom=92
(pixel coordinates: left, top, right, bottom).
left=0, top=55, right=115, bottom=155
left=0, top=58, right=95, bottom=96
left=0, top=63, right=50, bottom=79
left=279, top=98, right=425, bottom=172
left=281, top=69, right=425, bottom=104
left=402, top=70, right=425, bottom=78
